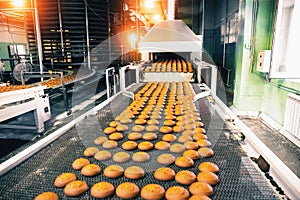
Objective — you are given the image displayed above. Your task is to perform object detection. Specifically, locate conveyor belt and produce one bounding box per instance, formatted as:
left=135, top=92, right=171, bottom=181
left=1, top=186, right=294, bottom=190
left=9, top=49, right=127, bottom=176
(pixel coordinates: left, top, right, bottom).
left=0, top=83, right=280, bottom=199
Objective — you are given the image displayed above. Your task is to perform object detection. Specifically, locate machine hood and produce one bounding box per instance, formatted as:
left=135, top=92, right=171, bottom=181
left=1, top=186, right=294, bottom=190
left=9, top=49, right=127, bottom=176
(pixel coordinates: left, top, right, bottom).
left=139, top=20, right=202, bottom=52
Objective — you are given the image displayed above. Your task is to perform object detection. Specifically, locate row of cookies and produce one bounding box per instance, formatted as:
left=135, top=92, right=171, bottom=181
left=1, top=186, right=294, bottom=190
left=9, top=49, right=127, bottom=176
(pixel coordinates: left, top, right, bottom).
left=144, top=58, right=193, bottom=73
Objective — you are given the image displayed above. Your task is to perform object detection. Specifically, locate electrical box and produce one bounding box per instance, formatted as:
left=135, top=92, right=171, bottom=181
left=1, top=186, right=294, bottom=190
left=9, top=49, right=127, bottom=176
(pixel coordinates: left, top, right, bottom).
left=256, top=50, right=271, bottom=72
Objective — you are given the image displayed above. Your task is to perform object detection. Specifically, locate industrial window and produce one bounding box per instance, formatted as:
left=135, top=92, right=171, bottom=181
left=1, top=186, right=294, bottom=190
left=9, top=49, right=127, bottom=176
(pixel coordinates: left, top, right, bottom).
left=270, top=0, right=300, bottom=80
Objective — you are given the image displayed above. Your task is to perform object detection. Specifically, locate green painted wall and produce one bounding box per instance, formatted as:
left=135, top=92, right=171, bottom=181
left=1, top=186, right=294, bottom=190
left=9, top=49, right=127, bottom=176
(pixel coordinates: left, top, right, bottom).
left=0, top=42, right=12, bottom=71
left=233, top=0, right=300, bottom=125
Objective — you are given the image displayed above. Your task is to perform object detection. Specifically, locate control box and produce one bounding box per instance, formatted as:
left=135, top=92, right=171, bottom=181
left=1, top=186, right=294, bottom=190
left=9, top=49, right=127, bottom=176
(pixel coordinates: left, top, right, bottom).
left=256, top=50, right=271, bottom=72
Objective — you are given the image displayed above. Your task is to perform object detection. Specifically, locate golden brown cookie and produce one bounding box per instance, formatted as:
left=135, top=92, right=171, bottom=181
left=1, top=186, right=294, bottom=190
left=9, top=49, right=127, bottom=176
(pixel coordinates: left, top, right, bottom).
left=197, top=147, right=214, bottom=158
left=146, top=125, right=159, bottom=132
left=189, top=195, right=212, bottom=200
left=94, top=136, right=108, bottom=145
left=122, top=141, right=138, bottom=150
left=102, top=140, right=118, bottom=149
left=175, top=156, right=194, bottom=168
left=132, top=151, right=150, bottom=162
left=127, top=132, right=143, bottom=140
left=124, top=166, right=145, bottom=179
left=91, top=182, right=114, bottom=198
left=183, top=150, right=200, bottom=160
left=120, top=117, right=132, bottom=124
left=104, top=127, right=116, bottom=135
left=159, top=126, right=173, bottom=134
left=175, top=170, right=197, bottom=185
left=116, top=124, right=129, bottom=132
left=193, top=133, right=208, bottom=140
left=35, top=192, right=59, bottom=200
left=162, top=134, right=177, bottom=142
left=64, top=180, right=88, bottom=197
left=154, top=167, right=175, bottom=181
left=196, top=139, right=211, bottom=147
left=184, top=141, right=199, bottom=150
left=116, top=182, right=140, bottom=199
left=164, top=120, right=176, bottom=126
left=147, top=119, right=159, bottom=125
left=165, top=186, right=190, bottom=200
left=132, top=125, right=146, bottom=132
left=155, top=141, right=170, bottom=150
left=182, top=130, right=194, bottom=137
left=169, top=143, right=186, bottom=153
left=194, top=128, right=206, bottom=134
left=135, top=118, right=147, bottom=125
left=178, top=135, right=193, bottom=143
left=143, top=132, right=158, bottom=141
left=113, top=152, right=131, bottom=163
left=173, top=125, right=185, bottom=133
left=141, top=184, right=165, bottom=200
left=109, top=121, right=120, bottom=128
left=81, top=163, right=101, bottom=177
left=72, top=158, right=90, bottom=170
left=196, top=171, right=220, bottom=186
left=138, top=141, right=154, bottom=151
left=198, top=162, right=219, bottom=174
left=189, top=182, right=213, bottom=196
left=94, top=150, right=112, bottom=161
left=109, top=132, right=124, bottom=141
left=83, top=147, right=99, bottom=157
left=103, top=165, right=124, bottom=178
left=156, top=153, right=176, bottom=165
left=54, top=172, right=77, bottom=188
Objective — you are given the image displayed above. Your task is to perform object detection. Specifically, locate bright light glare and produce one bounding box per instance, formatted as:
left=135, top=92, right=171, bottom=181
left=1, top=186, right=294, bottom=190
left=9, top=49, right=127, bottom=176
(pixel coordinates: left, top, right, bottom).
left=12, top=0, right=25, bottom=7
left=152, top=14, right=162, bottom=22
left=145, top=0, right=154, bottom=9
left=128, top=33, right=137, bottom=49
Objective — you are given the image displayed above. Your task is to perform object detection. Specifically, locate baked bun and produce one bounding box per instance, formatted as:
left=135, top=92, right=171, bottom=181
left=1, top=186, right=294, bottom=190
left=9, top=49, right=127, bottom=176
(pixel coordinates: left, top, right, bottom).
left=116, top=182, right=140, bottom=199
left=132, top=125, right=145, bottom=132
left=54, top=172, right=77, bottom=188
left=164, top=120, right=176, bottom=126
left=184, top=141, right=199, bottom=150
left=135, top=118, right=147, bottom=125
left=83, top=147, right=99, bottom=157
left=196, top=139, right=211, bottom=147
left=102, top=140, right=118, bottom=149
left=194, top=128, right=206, bottom=134
left=132, top=151, right=150, bottom=162
left=103, top=165, right=124, bottom=178
left=178, top=135, right=193, bottom=143
left=141, top=184, right=165, bottom=200
left=94, top=136, right=108, bottom=145
left=147, top=119, right=159, bottom=125
left=197, top=147, right=214, bottom=158
left=165, top=186, right=190, bottom=200
left=113, top=152, right=131, bottom=163
left=81, top=164, right=101, bottom=177
left=162, top=134, right=177, bottom=142
left=35, top=192, right=59, bottom=200
left=154, top=167, right=175, bottom=181
left=116, top=124, right=129, bottom=132
left=155, top=141, right=170, bottom=150
left=193, top=133, right=208, bottom=140
left=173, top=125, right=185, bottom=133
left=64, top=180, right=88, bottom=197
left=127, top=132, right=142, bottom=140
left=183, top=150, right=200, bottom=160
left=120, top=117, right=132, bottom=124
left=122, top=141, right=138, bottom=150
left=109, top=132, right=124, bottom=141
left=109, top=121, right=120, bottom=128
left=143, top=132, right=158, bottom=141
left=94, top=150, right=112, bottom=161
left=157, top=153, right=176, bottom=165
left=175, top=156, right=194, bottom=168
left=196, top=171, right=219, bottom=186
left=198, top=162, right=219, bottom=174
left=124, top=166, right=145, bottom=179
left=189, top=182, right=213, bottom=196
left=138, top=141, right=154, bottom=151
left=159, top=126, right=173, bottom=134
left=146, top=125, right=159, bottom=132
left=91, top=182, right=114, bottom=198
left=175, top=170, right=197, bottom=185
left=169, top=143, right=186, bottom=153
left=182, top=130, right=194, bottom=137
left=104, top=127, right=116, bottom=135
left=72, top=158, right=90, bottom=170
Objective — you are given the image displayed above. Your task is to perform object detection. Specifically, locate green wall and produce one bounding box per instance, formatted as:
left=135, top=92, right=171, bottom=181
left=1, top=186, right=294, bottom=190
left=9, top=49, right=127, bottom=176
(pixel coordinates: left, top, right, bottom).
left=233, top=0, right=300, bottom=125
left=0, top=42, right=11, bottom=71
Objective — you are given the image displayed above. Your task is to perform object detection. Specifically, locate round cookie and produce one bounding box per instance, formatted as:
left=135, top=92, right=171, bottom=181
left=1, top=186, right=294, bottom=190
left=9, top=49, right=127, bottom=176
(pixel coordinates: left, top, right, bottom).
left=154, top=167, right=175, bottom=181
left=103, top=165, right=124, bottom=178
left=128, top=132, right=142, bottom=140
left=64, top=180, right=88, bottom=197
left=91, top=182, right=114, bottom=198
left=116, top=124, right=129, bottom=132
left=146, top=125, right=159, bottom=132
left=124, top=166, right=145, bottom=179
left=35, top=192, right=59, bottom=200
left=175, top=170, right=197, bottom=185
left=184, top=141, right=199, bottom=150
left=197, top=147, right=214, bottom=158
left=54, top=172, right=77, bottom=188
left=83, top=147, right=99, bottom=157
left=189, top=182, right=213, bottom=197
left=72, top=158, right=90, bottom=170
left=122, top=141, right=138, bottom=150
left=196, top=171, right=220, bottom=186
left=169, top=143, right=186, bottom=153
left=175, top=156, right=194, bottom=168
left=116, top=182, right=140, bottom=199
left=81, top=163, right=101, bottom=177
left=113, top=152, right=131, bottom=163
left=196, top=139, right=211, bottom=147
left=155, top=141, right=170, bottom=150
left=157, top=153, right=176, bottom=165
left=109, top=121, right=120, bottom=128
left=135, top=118, right=147, bottom=125
left=198, top=162, right=219, bottom=174
left=94, top=136, right=108, bottom=145
left=182, top=130, right=195, bottom=137
left=138, top=141, right=154, bottom=151
left=132, top=152, right=150, bottom=162
left=109, top=132, right=123, bottom=141
left=189, top=195, right=212, bottom=200
left=165, top=186, right=190, bottom=200
left=141, top=184, right=165, bottom=200
left=159, top=126, right=173, bottom=134
left=104, top=127, right=116, bottom=135
left=183, top=150, right=200, bottom=160
left=164, top=120, right=176, bottom=126
left=94, top=150, right=112, bottom=161
left=147, top=119, right=159, bottom=125
left=132, top=125, right=145, bottom=132
left=193, top=133, right=208, bottom=140
left=143, top=132, right=158, bottom=141
left=162, top=134, right=177, bottom=142
left=194, top=128, right=206, bottom=134
left=102, top=140, right=118, bottom=149
left=120, top=117, right=132, bottom=124
left=178, top=135, right=193, bottom=143
left=173, top=125, right=185, bottom=133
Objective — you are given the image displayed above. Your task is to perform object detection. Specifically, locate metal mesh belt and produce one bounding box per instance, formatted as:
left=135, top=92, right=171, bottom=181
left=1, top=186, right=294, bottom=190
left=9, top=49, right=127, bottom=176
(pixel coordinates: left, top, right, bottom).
left=0, top=83, right=280, bottom=200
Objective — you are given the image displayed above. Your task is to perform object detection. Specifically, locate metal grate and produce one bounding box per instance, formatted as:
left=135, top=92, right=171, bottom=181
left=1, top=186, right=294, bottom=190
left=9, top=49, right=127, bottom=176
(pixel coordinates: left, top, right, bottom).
left=0, top=84, right=280, bottom=200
